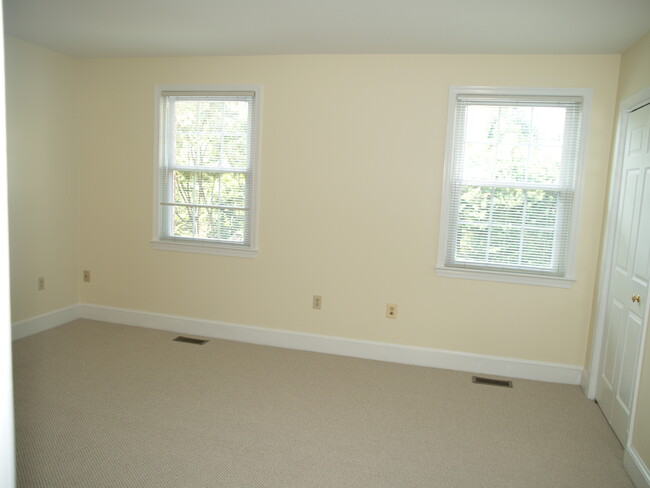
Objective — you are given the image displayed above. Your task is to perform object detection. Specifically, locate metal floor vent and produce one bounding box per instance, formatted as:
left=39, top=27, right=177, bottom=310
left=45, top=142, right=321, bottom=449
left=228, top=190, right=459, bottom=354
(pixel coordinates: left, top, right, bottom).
left=472, top=376, right=513, bottom=388
left=173, top=336, right=208, bottom=345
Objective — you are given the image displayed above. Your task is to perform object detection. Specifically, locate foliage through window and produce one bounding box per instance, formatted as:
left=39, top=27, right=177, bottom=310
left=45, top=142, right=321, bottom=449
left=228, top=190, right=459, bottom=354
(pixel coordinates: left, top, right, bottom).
left=154, top=86, right=261, bottom=257
left=438, top=88, right=589, bottom=285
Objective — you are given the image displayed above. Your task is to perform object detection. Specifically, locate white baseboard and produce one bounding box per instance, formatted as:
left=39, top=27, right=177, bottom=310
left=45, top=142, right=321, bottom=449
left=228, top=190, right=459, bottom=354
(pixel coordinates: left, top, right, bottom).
left=78, top=304, right=583, bottom=385
left=12, top=303, right=583, bottom=385
left=11, top=305, right=81, bottom=341
left=625, top=447, right=650, bottom=488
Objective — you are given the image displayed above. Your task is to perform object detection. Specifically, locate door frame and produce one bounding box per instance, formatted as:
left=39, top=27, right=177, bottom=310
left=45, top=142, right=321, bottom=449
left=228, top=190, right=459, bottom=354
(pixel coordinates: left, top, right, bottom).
left=586, top=86, right=650, bottom=441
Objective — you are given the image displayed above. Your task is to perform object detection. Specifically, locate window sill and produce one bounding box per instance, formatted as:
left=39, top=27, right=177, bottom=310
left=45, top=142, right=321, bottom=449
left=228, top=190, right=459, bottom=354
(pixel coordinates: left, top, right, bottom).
left=435, top=266, right=575, bottom=288
left=151, top=239, right=257, bottom=258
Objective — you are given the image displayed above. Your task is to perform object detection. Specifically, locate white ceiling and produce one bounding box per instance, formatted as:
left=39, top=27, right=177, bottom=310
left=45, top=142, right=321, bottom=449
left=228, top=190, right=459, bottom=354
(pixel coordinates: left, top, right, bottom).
left=3, top=0, right=650, bottom=58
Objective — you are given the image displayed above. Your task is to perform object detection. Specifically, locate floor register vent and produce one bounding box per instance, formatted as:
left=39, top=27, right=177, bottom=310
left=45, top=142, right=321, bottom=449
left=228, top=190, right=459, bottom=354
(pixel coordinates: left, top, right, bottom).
left=173, top=336, right=209, bottom=346
left=472, top=376, right=513, bottom=388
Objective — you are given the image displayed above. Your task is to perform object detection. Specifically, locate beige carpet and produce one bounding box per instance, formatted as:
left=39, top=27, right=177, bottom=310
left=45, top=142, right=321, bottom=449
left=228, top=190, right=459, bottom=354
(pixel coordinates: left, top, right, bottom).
left=12, top=319, right=633, bottom=488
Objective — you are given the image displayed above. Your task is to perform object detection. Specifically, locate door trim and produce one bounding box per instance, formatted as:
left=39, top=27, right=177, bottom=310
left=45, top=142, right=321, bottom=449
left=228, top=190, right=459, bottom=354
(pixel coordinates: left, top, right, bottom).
left=586, top=86, right=650, bottom=441
left=624, top=446, right=650, bottom=488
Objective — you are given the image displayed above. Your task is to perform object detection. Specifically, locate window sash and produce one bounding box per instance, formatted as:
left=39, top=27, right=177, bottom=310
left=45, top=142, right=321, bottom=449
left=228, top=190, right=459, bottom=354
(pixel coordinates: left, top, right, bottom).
left=157, top=91, right=257, bottom=248
left=444, top=94, right=583, bottom=277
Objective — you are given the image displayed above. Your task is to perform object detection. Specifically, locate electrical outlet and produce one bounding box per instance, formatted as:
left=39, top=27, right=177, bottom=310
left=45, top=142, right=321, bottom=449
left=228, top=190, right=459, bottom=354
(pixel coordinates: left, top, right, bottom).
left=83, top=270, right=91, bottom=283
left=386, top=303, right=398, bottom=319
left=313, top=295, right=322, bottom=310
left=37, top=276, right=45, bottom=291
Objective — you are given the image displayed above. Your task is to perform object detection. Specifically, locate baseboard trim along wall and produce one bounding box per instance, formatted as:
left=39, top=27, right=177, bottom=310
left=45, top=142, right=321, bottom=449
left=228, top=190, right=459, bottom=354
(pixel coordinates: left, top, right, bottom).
left=12, top=303, right=583, bottom=385
left=11, top=305, right=81, bottom=341
left=74, top=304, right=580, bottom=385
left=624, top=447, right=650, bottom=488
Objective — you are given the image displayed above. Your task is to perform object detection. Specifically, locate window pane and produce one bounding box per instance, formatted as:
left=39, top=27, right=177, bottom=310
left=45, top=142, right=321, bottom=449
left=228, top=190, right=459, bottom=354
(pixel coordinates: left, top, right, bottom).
left=456, top=186, right=491, bottom=262
left=171, top=206, right=247, bottom=243
left=458, top=186, right=491, bottom=224
left=465, top=106, right=499, bottom=144
left=219, top=173, right=247, bottom=208
left=455, top=186, right=561, bottom=271
left=172, top=171, right=246, bottom=208
left=491, top=187, right=524, bottom=227
left=488, top=226, right=522, bottom=264
left=464, top=143, right=496, bottom=180
left=521, top=229, right=554, bottom=267
left=456, top=223, right=488, bottom=262
left=496, top=106, right=532, bottom=145
left=528, top=146, right=562, bottom=184
left=462, top=104, right=570, bottom=185
left=172, top=206, right=220, bottom=240
left=526, top=190, right=558, bottom=227
left=495, top=144, right=528, bottom=182
left=174, top=100, right=250, bottom=169
left=218, top=209, right=247, bottom=242
left=532, top=107, right=566, bottom=145
left=173, top=171, right=196, bottom=205
left=194, top=172, right=221, bottom=206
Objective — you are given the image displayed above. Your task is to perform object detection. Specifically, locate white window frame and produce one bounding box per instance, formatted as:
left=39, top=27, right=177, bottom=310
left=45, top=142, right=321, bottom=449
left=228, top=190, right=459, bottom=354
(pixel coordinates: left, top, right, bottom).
left=436, top=86, right=592, bottom=288
left=152, top=84, right=262, bottom=258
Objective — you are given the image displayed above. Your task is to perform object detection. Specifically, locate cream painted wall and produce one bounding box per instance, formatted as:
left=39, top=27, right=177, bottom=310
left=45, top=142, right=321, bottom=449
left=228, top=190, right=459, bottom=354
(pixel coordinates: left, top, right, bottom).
left=614, top=29, right=650, bottom=476
left=617, top=31, right=650, bottom=103
left=77, top=53, right=619, bottom=366
left=5, top=37, right=79, bottom=322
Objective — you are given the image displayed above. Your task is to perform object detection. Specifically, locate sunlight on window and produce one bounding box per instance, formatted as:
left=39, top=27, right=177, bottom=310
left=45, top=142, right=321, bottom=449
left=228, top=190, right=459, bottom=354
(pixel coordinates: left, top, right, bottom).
left=155, top=87, right=260, bottom=256
left=440, top=89, right=586, bottom=282
left=463, top=105, right=566, bottom=185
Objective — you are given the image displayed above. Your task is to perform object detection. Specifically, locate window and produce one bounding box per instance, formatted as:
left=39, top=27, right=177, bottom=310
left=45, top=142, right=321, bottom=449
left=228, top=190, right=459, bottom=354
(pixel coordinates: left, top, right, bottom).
left=152, top=85, right=261, bottom=257
left=437, top=87, right=591, bottom=287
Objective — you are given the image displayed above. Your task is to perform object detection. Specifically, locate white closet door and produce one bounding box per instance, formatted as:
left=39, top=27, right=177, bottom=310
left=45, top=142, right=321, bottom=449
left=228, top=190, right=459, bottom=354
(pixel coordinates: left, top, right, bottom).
left=597, top=102, right=650, bottom=445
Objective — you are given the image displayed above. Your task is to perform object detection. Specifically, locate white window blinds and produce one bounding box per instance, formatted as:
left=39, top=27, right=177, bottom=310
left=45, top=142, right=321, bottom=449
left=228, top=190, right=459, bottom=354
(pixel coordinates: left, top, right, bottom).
left=157, top=91, right=258, bottom=249
left=443, top=93, right=584, bottom=277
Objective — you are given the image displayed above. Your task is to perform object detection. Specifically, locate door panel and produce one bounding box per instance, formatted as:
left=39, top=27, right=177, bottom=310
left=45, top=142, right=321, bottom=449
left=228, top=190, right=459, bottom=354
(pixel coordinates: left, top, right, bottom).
left=611, top=312, right=643, bottom=440
left=615, top=169, right=639, bottom=274
left=602, top=299, right=624, bottom=388
left=632, top=169, right=650, bottom=286
left=617, top=312, right=642, bottom=409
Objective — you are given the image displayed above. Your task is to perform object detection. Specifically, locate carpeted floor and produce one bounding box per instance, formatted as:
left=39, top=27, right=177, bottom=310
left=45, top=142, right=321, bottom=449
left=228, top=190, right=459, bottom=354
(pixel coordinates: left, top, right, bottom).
left=12, top=319, right=634, bottom=487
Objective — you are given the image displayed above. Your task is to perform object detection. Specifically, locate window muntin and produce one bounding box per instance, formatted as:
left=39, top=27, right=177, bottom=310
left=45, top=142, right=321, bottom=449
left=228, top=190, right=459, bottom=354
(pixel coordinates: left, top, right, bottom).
left=154, top=86, right=260, bottom=257
left=439, top=88, right=588, bottom=284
